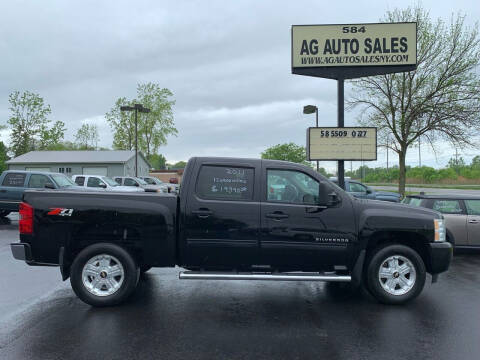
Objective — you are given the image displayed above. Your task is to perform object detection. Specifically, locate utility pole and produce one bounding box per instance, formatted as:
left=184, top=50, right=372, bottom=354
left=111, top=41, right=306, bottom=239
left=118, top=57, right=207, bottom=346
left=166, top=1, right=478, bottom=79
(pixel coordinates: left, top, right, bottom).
left=120, top=104, right=150, bottom=177
left=386, top=136, right=389, bottom=171
left=337, top=78, right=345, bottom=190
left=315, top=107, right=319, bottom=172
left=418, top=136, right=421, bottom=167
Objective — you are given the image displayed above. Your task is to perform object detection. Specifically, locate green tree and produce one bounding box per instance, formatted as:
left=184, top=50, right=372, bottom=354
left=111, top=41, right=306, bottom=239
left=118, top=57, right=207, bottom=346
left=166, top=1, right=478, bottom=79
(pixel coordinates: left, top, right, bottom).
left=106, top=83, right=177, bottom=157
left=7, top=91, right=65, bottom=156
left=105, top=97, right=136, bottom=151
left=75, top=123, right=100, bottom=150
left=168, top=161, right=187, bottom=169
left=261, top=143, right=311, bottom=166
left=350, top=7, right=480, bottom=195
left=471, top=155, right=480, bottom=169
left=136, top=83, right=177, bottom=157
left=0, top=142, right=9, bottom=172
left=448, top=156, right=466, bottom=174
left=148, top=154, right=167, bottom=169
left=39, top=121, right=66, bottom=149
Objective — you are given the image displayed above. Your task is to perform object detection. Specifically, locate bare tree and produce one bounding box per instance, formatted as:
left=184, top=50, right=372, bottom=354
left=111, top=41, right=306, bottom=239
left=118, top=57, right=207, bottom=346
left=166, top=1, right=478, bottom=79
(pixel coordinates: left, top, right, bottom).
left=349, top=6, right=480, bottom=195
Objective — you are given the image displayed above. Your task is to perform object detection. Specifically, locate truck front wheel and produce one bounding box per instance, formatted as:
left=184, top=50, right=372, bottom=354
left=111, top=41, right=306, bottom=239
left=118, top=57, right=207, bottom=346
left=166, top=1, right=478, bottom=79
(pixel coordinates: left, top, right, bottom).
left=70, top=243, right=140, bottom=307
left=366, top=244, right=426, bottom=305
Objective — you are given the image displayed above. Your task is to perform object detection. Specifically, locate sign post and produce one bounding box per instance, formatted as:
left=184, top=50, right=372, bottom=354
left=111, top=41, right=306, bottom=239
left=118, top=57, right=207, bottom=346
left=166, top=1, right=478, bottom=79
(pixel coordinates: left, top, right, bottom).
left=292, top=22, right=417, bottom=189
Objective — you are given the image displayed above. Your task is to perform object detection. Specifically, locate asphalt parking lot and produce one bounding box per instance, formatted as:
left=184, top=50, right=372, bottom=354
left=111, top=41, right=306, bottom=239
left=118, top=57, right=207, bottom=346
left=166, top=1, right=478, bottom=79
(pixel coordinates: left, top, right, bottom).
left=1, top=214, right=479, bottom=360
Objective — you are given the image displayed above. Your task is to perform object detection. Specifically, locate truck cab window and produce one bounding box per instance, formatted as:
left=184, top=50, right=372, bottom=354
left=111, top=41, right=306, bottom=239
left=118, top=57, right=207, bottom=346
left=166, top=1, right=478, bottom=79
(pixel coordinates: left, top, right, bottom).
left=267, top=170, right=319, bottom=204
left=75, top=176, right=85, bottom=186
left=124, top=178, right=138, bottom=186
left=28, top=174, right=50, bottom=188
left=349, top=182, right=367, bottom=193
left=2, top=173, right=27, bottom=187
left=87, top=177, right=105, bottom=188
left=196, top=165, right=254, bottom=200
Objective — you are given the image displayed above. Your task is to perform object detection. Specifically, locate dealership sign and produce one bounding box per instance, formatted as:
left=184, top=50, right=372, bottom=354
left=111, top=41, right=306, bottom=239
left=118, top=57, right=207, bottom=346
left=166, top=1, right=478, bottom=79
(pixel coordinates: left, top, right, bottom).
left=292, top=22, right=417, bottom=79
left=307, top=127, right=377, bottom=161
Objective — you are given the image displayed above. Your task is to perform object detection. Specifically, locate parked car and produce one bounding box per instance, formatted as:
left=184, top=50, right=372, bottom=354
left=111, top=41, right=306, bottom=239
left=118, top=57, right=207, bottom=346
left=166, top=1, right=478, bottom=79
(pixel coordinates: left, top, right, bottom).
left=330, top=178, right=401, bottom=202
left=72, top=175, right=144, bottom=192
left=10, top=157, right=451, bottom=307
left=139, top=176, right=172, bottom=193
left=113, top=176, right=167, bottom=193
left=0, top=170, right=81, bottom=217
left=403, top=194, right=480, bottom=248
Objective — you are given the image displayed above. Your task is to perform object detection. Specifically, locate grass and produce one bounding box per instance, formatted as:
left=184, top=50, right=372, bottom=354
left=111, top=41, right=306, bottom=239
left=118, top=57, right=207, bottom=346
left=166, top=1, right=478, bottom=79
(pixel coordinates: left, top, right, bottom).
left=365, top=183, right=480, bottom=190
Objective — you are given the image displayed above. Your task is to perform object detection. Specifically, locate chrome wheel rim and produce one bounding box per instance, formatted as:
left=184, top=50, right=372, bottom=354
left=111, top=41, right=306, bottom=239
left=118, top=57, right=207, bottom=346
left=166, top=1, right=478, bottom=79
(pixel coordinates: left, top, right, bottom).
left=82, top=254, right=124, bottom=297
left=378, top=255, right=416, bottom=296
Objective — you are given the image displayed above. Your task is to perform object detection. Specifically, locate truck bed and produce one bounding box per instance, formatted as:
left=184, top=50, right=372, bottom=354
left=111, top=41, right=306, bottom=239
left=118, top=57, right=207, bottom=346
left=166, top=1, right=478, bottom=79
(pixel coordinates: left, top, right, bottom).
left=21, top=190, right=178, bottom=268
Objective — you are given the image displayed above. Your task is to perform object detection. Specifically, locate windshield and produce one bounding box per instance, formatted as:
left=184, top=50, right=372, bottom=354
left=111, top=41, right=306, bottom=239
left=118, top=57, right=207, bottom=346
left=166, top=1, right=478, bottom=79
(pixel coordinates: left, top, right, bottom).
left=144, top=177, right=162, bottom=185
left=102, top=177, right=119, bottom=186
left=407, top=198, right=423, bottom=207
left=52, top=174, right=75, bottom=187
left=135, top=177, right=148, bottom=185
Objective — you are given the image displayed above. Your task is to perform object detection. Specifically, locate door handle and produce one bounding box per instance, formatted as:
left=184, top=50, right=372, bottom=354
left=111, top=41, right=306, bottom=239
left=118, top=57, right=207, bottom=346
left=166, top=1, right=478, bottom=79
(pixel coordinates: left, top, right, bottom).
left=265, top=212, right=289, bottom=220
left=192, top=208, right=213, bottom=219
left=0, top=190, right=6, bottom=193
left=468, top=219, right=479, bottom=224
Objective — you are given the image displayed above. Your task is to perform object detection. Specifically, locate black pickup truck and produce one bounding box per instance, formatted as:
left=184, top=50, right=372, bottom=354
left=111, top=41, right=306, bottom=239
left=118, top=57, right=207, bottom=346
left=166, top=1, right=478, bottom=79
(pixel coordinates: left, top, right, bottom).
left=11, top=157, right=452, bottom=306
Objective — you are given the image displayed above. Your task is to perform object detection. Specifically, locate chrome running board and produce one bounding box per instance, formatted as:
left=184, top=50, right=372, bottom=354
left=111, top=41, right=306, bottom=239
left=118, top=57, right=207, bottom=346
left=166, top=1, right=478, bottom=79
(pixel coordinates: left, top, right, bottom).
left=179, top=271, right=351, bottom=282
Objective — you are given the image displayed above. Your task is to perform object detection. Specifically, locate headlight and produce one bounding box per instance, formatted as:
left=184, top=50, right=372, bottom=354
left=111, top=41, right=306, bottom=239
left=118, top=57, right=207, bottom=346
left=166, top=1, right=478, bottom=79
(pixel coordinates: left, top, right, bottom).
left=434, top=219, right=446, bottom=242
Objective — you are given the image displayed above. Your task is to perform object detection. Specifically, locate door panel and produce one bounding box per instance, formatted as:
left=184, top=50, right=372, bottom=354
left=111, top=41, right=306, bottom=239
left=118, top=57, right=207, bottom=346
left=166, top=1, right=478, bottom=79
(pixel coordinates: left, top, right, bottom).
left=261, top=168, right=356, bottom=270
left=465, top=200, right=480, bottom=246
left=183, top=163, right=261, bottom=268
left=442, top=214, right=467, bottom=246
left=431, top=199, right=468, bottom=246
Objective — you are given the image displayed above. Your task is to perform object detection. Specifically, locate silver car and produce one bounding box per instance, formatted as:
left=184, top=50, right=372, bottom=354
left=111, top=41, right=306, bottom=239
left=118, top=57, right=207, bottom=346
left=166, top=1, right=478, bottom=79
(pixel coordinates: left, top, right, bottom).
left=404, top=194, right=480, bottom=248
left=113, top=176, right=168, bottom=193
left=140, top=176, right=177, bottom=193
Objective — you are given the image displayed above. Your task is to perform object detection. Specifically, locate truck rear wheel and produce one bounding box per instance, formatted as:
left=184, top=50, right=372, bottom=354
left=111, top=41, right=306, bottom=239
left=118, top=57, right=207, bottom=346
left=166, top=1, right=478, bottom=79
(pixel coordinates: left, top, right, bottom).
left=366, top=244, right=426, bottom=305
left=70, top=243, right=139, bottom=307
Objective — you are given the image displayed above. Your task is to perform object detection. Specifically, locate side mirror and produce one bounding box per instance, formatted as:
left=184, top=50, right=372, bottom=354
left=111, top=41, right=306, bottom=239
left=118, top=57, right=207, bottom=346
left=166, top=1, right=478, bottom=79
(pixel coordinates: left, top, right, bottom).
left=99, top=183, right=107, bottom=189
left=366, top=188, right=373, bottom=194
left=134, top=183, right=140, bottom=187
left=44, top=182, right=55, bottom=189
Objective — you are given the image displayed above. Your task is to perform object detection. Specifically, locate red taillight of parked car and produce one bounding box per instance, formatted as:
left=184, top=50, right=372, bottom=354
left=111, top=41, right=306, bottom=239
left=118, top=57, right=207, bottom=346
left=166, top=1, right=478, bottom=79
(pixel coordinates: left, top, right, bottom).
left=19, top=202, right=34, bottom=235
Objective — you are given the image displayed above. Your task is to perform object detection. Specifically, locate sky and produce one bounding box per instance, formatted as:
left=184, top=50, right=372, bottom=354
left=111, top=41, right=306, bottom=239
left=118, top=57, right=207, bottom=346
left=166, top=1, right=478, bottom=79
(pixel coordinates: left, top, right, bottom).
left=1, top=0, right=479, bottom=172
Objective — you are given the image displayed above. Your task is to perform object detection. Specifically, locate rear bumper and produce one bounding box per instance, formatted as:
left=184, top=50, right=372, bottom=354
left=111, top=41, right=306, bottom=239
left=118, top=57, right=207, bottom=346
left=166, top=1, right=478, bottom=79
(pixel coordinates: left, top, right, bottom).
left=428, top=242, right=453, bottom=274
left=10, top=243, right=32, bottom=261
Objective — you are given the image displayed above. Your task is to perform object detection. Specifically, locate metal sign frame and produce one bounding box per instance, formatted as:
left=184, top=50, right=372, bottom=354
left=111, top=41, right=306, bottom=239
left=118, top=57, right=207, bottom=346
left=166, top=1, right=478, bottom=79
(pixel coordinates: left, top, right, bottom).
left=306, top=127, right=378, bottom=161
left=292, top=21, right=417, bottom=189
left=291, top=22, right=417, bottom=80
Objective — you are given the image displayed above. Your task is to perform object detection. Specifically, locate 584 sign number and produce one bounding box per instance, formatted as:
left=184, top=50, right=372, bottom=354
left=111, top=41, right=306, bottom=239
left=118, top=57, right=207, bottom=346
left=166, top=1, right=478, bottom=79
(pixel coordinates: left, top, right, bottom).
left=342, top=26, right=366, bottom=33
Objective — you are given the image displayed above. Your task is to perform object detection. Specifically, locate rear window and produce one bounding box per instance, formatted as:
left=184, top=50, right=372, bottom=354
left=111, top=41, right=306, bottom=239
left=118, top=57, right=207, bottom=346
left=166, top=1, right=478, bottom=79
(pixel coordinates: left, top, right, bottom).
left=2, top=173, right=26, bottom=187
left=196, top=165, right=254, bottom=201
left=432, top=200, right=463, bottom=214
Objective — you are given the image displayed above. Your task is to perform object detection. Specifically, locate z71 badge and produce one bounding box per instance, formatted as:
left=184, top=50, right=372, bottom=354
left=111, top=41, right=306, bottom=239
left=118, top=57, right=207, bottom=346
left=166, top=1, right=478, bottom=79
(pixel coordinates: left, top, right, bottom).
left=47, top=208, right=74, bottom=217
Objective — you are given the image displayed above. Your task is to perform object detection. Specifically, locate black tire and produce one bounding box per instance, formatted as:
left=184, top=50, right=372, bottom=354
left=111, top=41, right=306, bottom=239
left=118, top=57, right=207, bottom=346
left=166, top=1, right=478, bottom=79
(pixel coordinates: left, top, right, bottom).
left=140, top=265, right=152, bottom=273
left=0, top=210, right=10, bottom=217
left=366, top=244, right=426, bottom=305
left=70, top=243, right=139, bottom=307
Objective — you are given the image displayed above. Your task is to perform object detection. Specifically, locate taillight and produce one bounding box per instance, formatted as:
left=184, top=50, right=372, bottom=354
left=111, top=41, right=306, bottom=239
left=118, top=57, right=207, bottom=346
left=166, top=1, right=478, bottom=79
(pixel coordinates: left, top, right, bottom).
left=19, top=202, right=34, bottom=235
